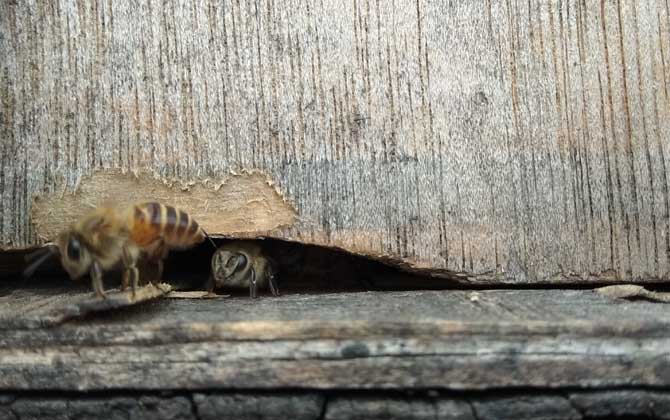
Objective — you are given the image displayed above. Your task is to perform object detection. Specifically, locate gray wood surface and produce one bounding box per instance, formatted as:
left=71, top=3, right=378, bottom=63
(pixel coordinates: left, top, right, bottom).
left=2, top=1, right=669, bottom=284
left=3, top=390, right=670, bottom=420
left=0, top=283, right=170, bottom=328
left=2, top=288, right=670, bottom=391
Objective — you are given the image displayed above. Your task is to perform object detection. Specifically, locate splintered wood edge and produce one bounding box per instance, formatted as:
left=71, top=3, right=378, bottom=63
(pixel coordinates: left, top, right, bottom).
left=167, top=291, right=229, bottom=299
left=30, top=169, right=299, bottom=243
left=595, top=285, right=670, bottom=303
left=45, top=283, right=173, bottom=325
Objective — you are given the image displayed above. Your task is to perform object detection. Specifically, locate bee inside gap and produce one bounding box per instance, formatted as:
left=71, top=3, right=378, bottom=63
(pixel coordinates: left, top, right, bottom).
left=19, top=219, right=460, bottom=300
left=172, top=238, right=452, bottom=298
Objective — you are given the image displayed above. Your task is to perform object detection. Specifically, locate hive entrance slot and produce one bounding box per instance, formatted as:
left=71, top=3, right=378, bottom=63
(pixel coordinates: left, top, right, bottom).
left=2, top=238, right=456, bottom=295
left=165, top=237, right=453, bottom=295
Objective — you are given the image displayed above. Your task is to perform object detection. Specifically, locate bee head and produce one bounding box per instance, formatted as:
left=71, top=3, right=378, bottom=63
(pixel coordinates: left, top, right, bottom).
left=56, top=231, right=94, bottom=280
left=212, top=249, right=247, bottom=282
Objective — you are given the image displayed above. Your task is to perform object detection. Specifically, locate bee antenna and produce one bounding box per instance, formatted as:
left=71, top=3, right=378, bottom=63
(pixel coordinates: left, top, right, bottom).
left=203, top=230, right=218, bottom=250
left=23, top=244, right=59, bottom=279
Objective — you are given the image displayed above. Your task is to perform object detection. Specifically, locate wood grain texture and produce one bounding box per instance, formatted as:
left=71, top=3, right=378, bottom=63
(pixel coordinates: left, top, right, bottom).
left=1, top=1, right=670, bottom=284
left=324, top=396, right=475, bottom=420
left=2, top=395, right=195, bottom=420
left=3, top=390, right=670, bottom=420
left=194, top=394, right=324, bottom=420
left=2, top=288, right=670, bottom=391
left=0, top=283, right=171, bottom=328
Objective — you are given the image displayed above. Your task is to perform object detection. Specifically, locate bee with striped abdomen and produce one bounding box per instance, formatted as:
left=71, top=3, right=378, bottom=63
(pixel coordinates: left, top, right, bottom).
left=24, top=202, right=210, bottom=298
left=208, top=240, right=280, bottom=298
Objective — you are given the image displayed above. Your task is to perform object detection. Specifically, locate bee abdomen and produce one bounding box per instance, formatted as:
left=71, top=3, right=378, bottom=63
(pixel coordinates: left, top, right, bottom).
left=137, top=202, right=205, bottom=248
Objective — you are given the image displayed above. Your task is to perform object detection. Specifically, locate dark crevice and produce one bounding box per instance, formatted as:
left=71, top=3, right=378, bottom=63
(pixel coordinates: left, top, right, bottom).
left=4, top=238, right=670, bottom=295
left=2, top=386, right=670, bottom=400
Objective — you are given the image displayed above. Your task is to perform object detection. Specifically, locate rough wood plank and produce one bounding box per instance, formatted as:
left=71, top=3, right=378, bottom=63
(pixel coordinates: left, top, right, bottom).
left=3, top=390, right=670, bottom=420
left=324, top=396, right=474, bottom=420
left=2, top=1, right=669, bottom=284
left=0, top=284, right=171, bottom=328
left=568, top=390, right=670, bottom=419
left=194, top=394, right=324, bottom=420
left=471, top=396, right=580, bottom=420
left=4, top=396, right=194, bottom=420
left=1, top=289, right=670, bottom=391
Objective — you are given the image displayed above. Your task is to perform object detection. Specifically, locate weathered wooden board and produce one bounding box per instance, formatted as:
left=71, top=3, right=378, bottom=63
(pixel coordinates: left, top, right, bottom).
left=0, top=283, right=171, bottom=328
left=1, top=288, right=670, bottom=391
left=1, top=1, right=670, bottom=285
left=2, top=390, right=670, bottom=420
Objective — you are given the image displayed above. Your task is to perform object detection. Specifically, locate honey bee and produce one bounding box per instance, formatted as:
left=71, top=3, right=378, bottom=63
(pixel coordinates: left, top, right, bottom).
left=24, top=202, right=211, bottom=298
left=208, top=240, right=280, bottom=298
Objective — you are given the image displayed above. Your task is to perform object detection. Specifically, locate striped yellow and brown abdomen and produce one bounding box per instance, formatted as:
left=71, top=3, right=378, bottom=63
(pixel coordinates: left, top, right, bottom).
left=130, top=202, right=205, bottom=249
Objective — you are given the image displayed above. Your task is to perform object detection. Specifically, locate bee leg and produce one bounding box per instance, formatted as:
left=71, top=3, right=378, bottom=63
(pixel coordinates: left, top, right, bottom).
left=151, top=240, right=168, bottom=285
left=121, top=270, right=129, bottom=292
left=206, top=272, right=215, bottom=292
left=90, top=260, right=107, bottom=299
left=120, top=266, right=140, bottom=299
left=122, top=246, right=140, bottom=298
left=130, top=266, right=139, bottom=298
left=147, top=238, right=169, bottom=286
left=249, top=268, right=258, bottom=299
left=267, top=267, right=280, bottom=297
left=204, top=272, right=218, bottom=297
left=154, top=259, right=164, bottom=285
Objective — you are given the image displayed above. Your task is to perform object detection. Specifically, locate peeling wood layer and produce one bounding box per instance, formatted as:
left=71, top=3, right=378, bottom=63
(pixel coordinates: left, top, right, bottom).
left=1, top=1, right=669, bottom=284
left=30, top=170, right=298, bottom=241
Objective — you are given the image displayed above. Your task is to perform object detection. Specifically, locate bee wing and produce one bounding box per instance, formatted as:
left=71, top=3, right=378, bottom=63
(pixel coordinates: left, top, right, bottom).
left=84, top=212, right=112, bottom=234
left=81, top=208, right=129, bottom=247
left=96, top=198, right=126, bottom=210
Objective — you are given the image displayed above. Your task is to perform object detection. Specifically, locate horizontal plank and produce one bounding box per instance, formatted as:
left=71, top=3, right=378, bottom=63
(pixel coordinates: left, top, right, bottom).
left=2, top=390, right=670, bottom=420
left=1, top=288, right=670, bottom=391
left=3, top=395, right=195, bottom=420
left=195, top=394, right=324, bottom=420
